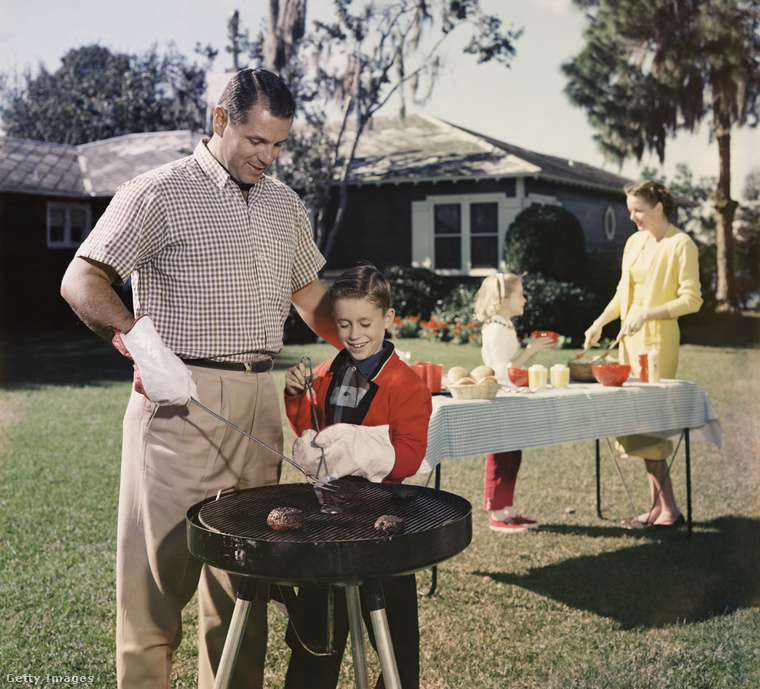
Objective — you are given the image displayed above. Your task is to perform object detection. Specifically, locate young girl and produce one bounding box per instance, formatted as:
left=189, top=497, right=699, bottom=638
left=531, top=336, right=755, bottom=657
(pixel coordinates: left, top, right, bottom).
left=282, top=263, right=432, bottom=689
left=474, top=273, right=555, bottom=533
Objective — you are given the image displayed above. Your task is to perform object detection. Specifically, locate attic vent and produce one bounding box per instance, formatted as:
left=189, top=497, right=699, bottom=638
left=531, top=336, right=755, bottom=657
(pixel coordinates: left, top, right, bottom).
left=604, top=205, right=616, bottom=241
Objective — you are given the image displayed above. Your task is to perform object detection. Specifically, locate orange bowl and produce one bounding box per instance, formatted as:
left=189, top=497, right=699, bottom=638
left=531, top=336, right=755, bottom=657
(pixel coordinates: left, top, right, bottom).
left=531, top=330, right=560, bottom=344
left=592, top=363, right=631, bottom=387
left=507, top=367, right=529, bottom=387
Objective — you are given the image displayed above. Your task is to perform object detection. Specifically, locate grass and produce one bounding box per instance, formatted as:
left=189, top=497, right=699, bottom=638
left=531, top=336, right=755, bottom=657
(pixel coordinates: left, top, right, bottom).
left=1, top=320, right=759, bottom=688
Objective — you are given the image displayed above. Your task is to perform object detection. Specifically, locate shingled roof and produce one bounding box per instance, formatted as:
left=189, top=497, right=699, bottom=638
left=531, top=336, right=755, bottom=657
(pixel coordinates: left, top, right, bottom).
left=0, top=113, right=633, bottom=197
left=0, top=130, right=202, bottom=197
left=0, top=138, right=84, bottom=197
left=346, top=113, right=633, bottom=191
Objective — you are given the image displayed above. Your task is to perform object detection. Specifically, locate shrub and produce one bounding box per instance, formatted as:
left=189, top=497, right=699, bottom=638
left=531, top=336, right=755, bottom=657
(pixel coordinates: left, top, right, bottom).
left=382, top=265, right=452, bottom=317
left=387, top=315, right=422, bottom=339
left=513, top=274, right=593, bottom=343
left=503, top=204, right=588, bottom=284
left=431, top=283, right=479, bottom=324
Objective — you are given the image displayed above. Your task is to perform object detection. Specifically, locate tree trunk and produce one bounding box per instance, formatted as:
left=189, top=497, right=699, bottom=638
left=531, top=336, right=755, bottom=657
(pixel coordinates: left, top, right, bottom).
left=713, top=128, right=739, bottom=313
left=264, top=0, right=307, bottom=74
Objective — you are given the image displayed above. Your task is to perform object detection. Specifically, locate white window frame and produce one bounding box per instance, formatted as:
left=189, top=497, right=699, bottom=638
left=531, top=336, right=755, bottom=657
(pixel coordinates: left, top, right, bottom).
left=46, top=202, right=92, bottom=249
left=412, top=193, right=524, bottom=276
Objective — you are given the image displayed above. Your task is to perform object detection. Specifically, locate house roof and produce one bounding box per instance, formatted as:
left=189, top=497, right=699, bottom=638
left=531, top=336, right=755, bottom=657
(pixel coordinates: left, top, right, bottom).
left=0, top=114, right=634, bottom=197
left=0, top=130, right=202, bottom=197
left=77, top=130, right=202, bottom=196
left=0, top=138, right=84, bottom=197
left=346, top=113, right=634, bottom=193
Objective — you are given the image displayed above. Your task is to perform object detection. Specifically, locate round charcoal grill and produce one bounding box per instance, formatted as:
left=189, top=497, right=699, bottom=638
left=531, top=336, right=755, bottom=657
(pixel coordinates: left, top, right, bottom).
left=187, top=482, right=471, bottom=584
left=186, top=482, right=472, bottom=689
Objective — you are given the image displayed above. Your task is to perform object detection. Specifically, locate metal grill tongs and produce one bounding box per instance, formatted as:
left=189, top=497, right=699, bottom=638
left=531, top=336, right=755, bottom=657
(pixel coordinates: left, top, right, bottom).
left=300, top=356, right=341, bottom=513
left=189, top=399, right=337, bottom=497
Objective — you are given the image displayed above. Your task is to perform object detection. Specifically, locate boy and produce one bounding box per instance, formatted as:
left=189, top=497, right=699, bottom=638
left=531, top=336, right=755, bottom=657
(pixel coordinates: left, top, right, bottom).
left=282, top=263, right=432, bottom=689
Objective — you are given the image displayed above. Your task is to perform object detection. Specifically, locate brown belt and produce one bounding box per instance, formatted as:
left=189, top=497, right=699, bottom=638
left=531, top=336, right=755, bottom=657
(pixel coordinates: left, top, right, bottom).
left=181, top=357, right=274, bottom=373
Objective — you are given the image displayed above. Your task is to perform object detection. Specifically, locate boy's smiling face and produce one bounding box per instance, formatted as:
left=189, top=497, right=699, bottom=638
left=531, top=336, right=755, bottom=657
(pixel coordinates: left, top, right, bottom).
left=333, top=297, right=395, bottom=362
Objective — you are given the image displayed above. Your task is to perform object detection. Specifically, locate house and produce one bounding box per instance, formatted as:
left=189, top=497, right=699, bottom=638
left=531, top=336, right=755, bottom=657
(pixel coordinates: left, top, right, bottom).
left=323, top=113, right=635, bottom=278
left=0, top=115, right=635, bottom=335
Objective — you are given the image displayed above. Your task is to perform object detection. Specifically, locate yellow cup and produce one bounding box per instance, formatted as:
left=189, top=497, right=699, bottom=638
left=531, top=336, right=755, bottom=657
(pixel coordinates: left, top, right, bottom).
left=550, top=367, right=570, bottom=388
left=528, top=365, right=547, bottom=391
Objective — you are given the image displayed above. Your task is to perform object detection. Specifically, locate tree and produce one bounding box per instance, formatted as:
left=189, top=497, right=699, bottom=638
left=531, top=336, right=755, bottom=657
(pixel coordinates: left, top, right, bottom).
left=248, top=0, right=522, bottom=260
left=0, top=43, right=217, bottom=145
left=562, top=0, right=760, bottom=313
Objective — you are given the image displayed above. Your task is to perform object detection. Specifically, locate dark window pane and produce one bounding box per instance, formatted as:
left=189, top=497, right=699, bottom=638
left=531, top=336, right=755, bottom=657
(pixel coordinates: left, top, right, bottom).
left=434, top=204, right=461, bottom=235
left=49, top=225, right=65, bottom=243
left=471, top=236, right=498, bottom=269
left=70, top=207, right=87, bottom=227
left=435, top=236, right=461, bottom=269
left=470, top=202, right=498, bottom=235
left=70, top=225, right=86, bottom=243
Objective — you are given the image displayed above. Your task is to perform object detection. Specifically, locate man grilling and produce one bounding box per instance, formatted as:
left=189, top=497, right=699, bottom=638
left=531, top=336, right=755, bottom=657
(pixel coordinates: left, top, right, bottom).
left=60, top=69, right=340, bottom=689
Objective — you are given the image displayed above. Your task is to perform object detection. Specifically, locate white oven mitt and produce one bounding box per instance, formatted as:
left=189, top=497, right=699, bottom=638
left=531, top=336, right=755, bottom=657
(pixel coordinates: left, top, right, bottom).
left=293, top=425, right=396, bottom=482
left=318, top=423, right=396, bottom=482
left=111, top=315, right=198, bottom=406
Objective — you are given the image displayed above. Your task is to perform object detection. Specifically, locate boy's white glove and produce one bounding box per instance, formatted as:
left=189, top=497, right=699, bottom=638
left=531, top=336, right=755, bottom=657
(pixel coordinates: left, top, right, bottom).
left=111, top=315, right=198, bottom=406
left=292, top=424, right=396, bottom=482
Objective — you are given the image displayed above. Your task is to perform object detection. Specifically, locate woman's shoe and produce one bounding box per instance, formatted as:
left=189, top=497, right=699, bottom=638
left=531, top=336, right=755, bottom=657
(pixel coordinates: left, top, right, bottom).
left=648, top=514, right=686, bottom=530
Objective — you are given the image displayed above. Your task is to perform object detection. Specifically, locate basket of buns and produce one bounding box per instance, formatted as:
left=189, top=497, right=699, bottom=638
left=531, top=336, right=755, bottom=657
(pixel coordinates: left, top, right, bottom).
left=446, top=365, right=501, bottom=400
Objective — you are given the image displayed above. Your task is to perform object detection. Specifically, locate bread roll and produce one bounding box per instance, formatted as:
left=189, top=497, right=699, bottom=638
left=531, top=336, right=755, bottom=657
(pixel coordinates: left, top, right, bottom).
left=447, top=366, right=471, bottom=383
left=456, top=377, right=477, bottom=386
left=477, top=375, right=499, bottom=385
left=471, top=365, right=495, bottom=380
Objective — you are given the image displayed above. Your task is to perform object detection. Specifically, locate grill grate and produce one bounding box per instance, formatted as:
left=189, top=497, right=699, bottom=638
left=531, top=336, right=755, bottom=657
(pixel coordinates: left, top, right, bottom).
left=198, top=483, right=464, bottom=543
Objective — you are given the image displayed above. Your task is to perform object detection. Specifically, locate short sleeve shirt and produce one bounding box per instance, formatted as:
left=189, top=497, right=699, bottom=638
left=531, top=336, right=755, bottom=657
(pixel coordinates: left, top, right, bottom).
left=77, top=139, right=325, bottom=360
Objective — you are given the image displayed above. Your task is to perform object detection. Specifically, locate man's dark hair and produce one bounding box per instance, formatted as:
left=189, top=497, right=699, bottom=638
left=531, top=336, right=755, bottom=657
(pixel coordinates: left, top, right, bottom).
left=218, top=69, right=296, bottom=125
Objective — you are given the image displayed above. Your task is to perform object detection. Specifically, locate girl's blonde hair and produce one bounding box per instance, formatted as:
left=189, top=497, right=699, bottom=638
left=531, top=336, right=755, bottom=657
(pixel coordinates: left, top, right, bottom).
left=473, top=273, right=523, bottom=322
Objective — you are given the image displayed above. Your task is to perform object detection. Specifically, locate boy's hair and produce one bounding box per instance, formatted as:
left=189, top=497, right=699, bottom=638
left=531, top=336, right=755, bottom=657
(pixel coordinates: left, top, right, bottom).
left=330, top=263, right=392, bottom=313
left=473, top=272, right=523, bottom=322
left=624, top=180, right=675, bottom=217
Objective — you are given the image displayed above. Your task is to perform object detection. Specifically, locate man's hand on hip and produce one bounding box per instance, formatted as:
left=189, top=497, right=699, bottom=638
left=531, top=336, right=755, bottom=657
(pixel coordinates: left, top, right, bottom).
left=111, top=315, right=198, bottom=406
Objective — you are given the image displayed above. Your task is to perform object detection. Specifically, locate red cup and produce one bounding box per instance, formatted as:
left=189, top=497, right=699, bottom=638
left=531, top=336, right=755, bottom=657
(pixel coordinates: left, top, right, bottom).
left=425, top=363, right=444, bottom=393
left=412, top=363, right=427, bottom=382
left=531, top=330, right=560, bottom=345
left=508, top=367, right=529, bottom=387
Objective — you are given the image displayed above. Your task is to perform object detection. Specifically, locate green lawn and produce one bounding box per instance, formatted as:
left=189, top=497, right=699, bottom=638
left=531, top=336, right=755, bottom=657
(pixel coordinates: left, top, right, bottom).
left=1, top=325, right=758, bottom=688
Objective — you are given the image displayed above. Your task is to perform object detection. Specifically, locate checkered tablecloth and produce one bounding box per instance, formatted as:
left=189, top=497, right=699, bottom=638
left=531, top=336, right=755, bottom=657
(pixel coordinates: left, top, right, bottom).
left=418, top=379, right=722, bottom=474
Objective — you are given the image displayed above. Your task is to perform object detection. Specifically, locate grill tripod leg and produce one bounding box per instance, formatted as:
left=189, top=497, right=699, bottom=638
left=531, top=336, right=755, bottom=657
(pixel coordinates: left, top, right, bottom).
left=346, top=584, right=370, bottom=689
left=363, top=579, right=402, bottom=689
left=213, top=578, right=260, bottom=689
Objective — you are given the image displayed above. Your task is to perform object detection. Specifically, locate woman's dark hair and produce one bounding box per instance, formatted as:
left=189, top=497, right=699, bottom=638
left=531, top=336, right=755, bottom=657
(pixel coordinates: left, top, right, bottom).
left=330, top=263, right=392, bottom=313
left=624, top=180, right=675, bottom=217
left=218, top=68, right=296, bottom=125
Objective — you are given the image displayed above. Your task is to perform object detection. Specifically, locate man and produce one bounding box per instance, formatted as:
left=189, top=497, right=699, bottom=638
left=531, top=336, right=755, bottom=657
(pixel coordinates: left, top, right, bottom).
left=61, top=68, right=340, bottom=689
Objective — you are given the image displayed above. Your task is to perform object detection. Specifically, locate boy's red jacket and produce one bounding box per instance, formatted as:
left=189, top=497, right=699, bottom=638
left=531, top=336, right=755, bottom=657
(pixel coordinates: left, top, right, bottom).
left=285, top=345, right=433, bottom=483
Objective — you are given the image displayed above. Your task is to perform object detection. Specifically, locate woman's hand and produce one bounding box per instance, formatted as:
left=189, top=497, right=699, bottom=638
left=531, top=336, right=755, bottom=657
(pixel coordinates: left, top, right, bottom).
left=284, top=363, right=309, bottom=396
left=620, top=311, right=648, bottom=336
left=583, top=322, right=603, bottom=350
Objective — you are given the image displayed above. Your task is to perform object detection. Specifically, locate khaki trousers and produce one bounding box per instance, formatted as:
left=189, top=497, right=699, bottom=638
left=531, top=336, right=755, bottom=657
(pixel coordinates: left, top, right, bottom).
left=116, top=366, right=283, bottom=689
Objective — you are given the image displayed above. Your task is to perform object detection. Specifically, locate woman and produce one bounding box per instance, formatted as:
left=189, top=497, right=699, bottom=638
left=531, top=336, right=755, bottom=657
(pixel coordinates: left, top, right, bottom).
left=584, top=180, right=702, bottom=528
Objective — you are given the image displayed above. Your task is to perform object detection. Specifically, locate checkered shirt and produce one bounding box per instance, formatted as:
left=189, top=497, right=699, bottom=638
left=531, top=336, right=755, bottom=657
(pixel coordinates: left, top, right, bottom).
left=77, top=139, right=325, bottom=360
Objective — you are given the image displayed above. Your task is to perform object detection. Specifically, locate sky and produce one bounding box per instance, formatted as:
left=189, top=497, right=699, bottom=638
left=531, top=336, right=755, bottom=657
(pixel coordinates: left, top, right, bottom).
left=1, top=0, right=757, bottom=199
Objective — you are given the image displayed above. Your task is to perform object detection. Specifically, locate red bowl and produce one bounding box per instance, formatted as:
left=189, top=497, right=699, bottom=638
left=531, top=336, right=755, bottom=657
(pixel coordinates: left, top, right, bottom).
left=531, top=330, right=560, bottom=344
left=507, top=367, right=529, bottom=387
left=591, top=363, right=631, bottom=387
